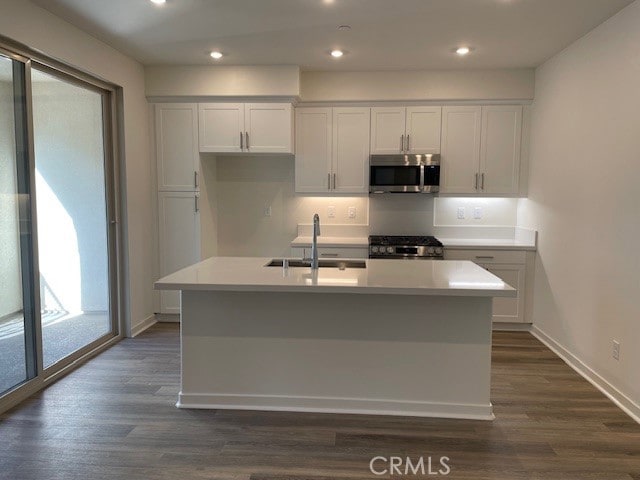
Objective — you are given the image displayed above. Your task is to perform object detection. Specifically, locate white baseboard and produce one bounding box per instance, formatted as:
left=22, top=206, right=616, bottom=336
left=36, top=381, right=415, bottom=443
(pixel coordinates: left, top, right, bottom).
left=156, top=313, right=180, bottom=323
left=130, top=314, right=157, bottom=337
left=493, top=322, right=532, bottom=332
left=177, top=392, right=495, bottom=421
left=531, top=325, right=640, bottom=424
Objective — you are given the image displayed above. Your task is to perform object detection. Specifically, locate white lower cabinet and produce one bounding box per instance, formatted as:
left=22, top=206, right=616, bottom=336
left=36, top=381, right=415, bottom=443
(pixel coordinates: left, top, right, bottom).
left=444, top=248, right=530, bottom=324
left=158, top=191, right=201, bottom=314
left=291, top=246, right=369, bottom=259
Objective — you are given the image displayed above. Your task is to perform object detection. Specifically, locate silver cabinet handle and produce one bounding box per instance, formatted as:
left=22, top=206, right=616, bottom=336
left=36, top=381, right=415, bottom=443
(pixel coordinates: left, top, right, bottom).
left=327, top=173, right=331, bottom=190
left=481, top=173, right=485, bottom=190
left=406, top=134, right=410, bottom=152
left=321, top=253, right=339, bottom=257
left=194, top=171, right=199, bottom=189
left=400, top=134, right=404, bottom=152
left=245, top=132, right=249, bottom=149
left=474, top=173, right=479, bottom=190
left=333, top=173, right=336, bottom=190
left=240, top=132, right=244, bottom=150
left=194, top=194, right=199, bottom=213
left=475, top=255, right=494, bottom=259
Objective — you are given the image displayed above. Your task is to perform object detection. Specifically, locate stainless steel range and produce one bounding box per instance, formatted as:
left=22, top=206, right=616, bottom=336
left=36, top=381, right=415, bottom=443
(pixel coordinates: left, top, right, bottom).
left=369, top=235, right=444, bottom=260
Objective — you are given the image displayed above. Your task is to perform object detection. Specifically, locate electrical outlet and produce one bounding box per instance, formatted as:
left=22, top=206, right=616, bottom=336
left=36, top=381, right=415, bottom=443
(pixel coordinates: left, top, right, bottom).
left=264, top=206, right=272, bottom=217
left=327, top=206, right=336, bottom=218
left=457, top=207, right=465, bottom=219
left=473, top=207, right=483, bottom=219
left=613, top=340, right=620, bottom=361
left=347, top=206, right=357, bottom=219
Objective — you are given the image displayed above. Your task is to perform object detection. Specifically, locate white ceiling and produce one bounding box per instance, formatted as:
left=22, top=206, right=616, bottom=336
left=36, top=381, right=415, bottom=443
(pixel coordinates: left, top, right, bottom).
left=31, top=0, right=633, bottom=70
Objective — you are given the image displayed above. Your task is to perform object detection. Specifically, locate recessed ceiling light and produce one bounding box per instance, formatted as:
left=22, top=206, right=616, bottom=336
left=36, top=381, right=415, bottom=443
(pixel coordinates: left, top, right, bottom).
left=330, top=50, right=344, bottom=58
left=210, top=51, right=223, bottom=60
left=150, top=0, right=166, bottom=5
left=456, top=46, right=471, bottom=56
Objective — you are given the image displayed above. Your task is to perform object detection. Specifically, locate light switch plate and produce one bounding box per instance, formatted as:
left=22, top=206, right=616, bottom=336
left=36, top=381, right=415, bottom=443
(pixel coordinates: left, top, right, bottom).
left=473, top=207, right=483, bottom=219
left=264, top=206, right=272, bottom=217
left=327, top=206, right=336, bottom=218
left=347, top=206, right=357, bottom=219
left=457, top=207, right=465, bottom=219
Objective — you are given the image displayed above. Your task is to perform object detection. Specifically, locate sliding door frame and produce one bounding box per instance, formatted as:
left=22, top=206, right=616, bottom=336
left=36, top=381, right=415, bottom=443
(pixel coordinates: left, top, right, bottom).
left=0, top=35, right=126, bottom=414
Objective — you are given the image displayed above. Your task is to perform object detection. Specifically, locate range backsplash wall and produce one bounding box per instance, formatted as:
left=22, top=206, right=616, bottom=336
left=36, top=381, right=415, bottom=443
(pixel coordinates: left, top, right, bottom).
left=205, top=155, right=519, bottom=256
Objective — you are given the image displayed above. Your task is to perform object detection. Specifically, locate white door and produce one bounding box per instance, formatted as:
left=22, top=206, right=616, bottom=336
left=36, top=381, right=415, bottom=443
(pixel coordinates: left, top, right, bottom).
left=332, top=107, right=370, bottom=194
left=370, top=107, right=406, bottom=154
left=155, top=104, right=199, bottom=191
left=480, top=105, right=522, bottom=195
left=244, top=103, right=293, bottom=154
left=295, top=108, right=332, bottom=193
left=158, top=191, right=201, bottom=314
left=485, top=264, right=525, bottom=323
left=440, top=106, right=482, bottom=194
left=406, top=106, right=442, bottom=154
left=198, top=103, right=244, bottom=153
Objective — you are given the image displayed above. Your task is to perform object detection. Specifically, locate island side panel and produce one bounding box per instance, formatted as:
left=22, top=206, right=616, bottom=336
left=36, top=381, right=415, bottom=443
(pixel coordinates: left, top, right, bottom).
left=179, top=290, right=493, bottom=420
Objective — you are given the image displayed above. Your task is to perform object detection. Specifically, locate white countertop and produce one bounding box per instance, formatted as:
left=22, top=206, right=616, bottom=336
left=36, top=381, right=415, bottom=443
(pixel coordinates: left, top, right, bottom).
left=291, top=236, right=369, bottom=248
left=155, top=257, right=516, bottom=297
left=440, top=238, right=537, bottom=251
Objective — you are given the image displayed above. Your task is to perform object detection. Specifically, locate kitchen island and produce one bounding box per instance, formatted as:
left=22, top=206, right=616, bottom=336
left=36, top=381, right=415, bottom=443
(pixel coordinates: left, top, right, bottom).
left=155, top=257, right=515, bottom=420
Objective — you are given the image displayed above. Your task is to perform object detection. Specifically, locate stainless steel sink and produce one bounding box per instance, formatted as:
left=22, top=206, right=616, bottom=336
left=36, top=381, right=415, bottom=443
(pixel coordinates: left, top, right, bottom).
left=266, top=259, right=366, bottom=269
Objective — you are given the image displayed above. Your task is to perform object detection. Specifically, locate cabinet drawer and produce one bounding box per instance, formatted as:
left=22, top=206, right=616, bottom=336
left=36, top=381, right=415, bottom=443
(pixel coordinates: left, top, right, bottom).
left=444, top=249, right=526, bottom=264
left=291, top=246, right=368, bottom=259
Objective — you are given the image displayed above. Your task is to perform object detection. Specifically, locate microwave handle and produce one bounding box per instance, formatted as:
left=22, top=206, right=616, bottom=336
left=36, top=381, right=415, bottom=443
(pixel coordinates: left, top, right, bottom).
left=419, top=165, right=425, bottom=190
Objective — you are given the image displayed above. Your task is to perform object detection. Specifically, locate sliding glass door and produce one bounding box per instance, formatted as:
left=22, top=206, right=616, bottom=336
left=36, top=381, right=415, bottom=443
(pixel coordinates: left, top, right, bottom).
left=0, top=41, right=120, bottom=406
left=31, top=67, right=113, bottom=369
left=0, top=53, right=37, bottom=394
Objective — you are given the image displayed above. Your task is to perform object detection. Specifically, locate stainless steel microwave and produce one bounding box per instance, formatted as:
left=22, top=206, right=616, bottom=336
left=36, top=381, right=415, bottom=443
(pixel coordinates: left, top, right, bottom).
left=369, top=154, right=440, bottom=194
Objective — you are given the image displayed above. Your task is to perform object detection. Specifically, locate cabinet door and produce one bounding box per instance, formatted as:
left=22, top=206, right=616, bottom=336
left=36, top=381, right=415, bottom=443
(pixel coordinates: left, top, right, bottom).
left=295, top=108, right=332, bottom=193
left=198, top=103, right=244, bottom=153
left=244, top=103, right=293, bottom=153
left=155, top=104, right=199, bottom=191
left=332, top=107, right=370, bottom=193
left=480, top=105, right=522, bottom=194
left=485, top=264, right=525, bottom=323
left=406, top=106, right=442, bottom=154
left=370, top=107, right=406, bottom=154
left=440, top=106, right=482, bottom=194
left=158, top=192, right=201, bottom=314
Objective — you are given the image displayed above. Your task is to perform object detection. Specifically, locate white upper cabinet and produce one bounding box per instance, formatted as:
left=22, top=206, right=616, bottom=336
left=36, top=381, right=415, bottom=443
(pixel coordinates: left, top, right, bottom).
left=295, top=108, right=332, bottom=193
left=480, top=105, right=522, bottom=195
left=370, top=107, right=406, bottom=154
left=199, top=102, right=293, bottom=154
left=371, top=106, right=441, bottom=154
left=440, top=106, right=482, bottom=194
left=244, top=103, right=293, bottom=153
left=441, top=105, right=522, bottom=195
left=405, top=107, right=442, bottom=154
left=155, top=104, right=199, bottom=191
left=295, top=107, right=370, bottom=194
left=332, top=107, right=370, bottom=193
left=198, top=103, right=244, bottom=153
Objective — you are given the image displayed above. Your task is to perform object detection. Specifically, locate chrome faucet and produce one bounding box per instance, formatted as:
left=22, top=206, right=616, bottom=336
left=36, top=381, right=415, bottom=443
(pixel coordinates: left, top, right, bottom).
left=311, top=213, right=321, bottom=270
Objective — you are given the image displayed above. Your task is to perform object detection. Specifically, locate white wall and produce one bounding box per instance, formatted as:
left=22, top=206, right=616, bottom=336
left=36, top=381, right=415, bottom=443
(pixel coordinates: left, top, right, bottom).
left=300, top=69, right=535, bottom=102
left=145, top=66, right=300, bottom=98
left=519, top=1, right=640, bottom=417
left=0, top=80, right=22, bottom=318
left=205, top=155, right=368, bottom=257
left=0, top=0, right=154, bottom=335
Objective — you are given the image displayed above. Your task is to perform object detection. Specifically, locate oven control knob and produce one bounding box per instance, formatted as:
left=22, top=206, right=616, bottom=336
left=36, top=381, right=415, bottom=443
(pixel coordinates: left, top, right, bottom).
left=386, top=246, right=394, bottom=254
left=435, top=247, right=443, bottom=256
left=428, top=247, right=435, bottom=254
left=371, top=246, right=379, bottom=253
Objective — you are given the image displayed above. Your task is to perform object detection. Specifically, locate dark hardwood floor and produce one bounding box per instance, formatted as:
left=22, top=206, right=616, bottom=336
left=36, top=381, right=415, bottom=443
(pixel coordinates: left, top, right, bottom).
left=1, top=323, right=639, bottom=480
